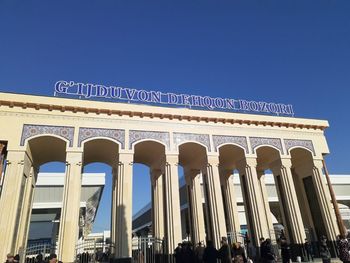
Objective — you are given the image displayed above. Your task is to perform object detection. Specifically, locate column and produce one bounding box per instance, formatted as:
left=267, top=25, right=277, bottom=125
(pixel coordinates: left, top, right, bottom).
left=257, top=171, right=274, bottom=240
left=220, top=170, right=241, bottom=242
left=111, top=152, right=133, bottom=261
left=151, top=168, right=164, bottom=241
left=203, top=155, right=227, bottom=249
left=0, top=142, right=5, bottom=183
left=312, top=160, right=338, bottom=240
left=0, top=150, right=32, bottom=262
left=237, top=157, right=270, bottom=247
left=185, top=169, right=206, bottom=245
left=15, top=166, right=37, bottom=261
left=58, top=151, right=83, bottom=263
left=271, top=158, right=306, bottom=246
left=163, top=154, right=182, bottom=255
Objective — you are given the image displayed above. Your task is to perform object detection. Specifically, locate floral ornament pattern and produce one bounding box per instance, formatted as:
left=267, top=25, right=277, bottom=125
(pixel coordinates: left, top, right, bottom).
left=250, top=137, right=284, bottom=154
left=21, top=124, right=74, bottom=146
left=129, top=130, right=170, bottom=150
left=284, top=139, right=315, bottom=155
left=212, top=135, right=249, bottom=153
left=78, top=127, right=125, bottom=148
left=173, top=132, right=211, bottom=151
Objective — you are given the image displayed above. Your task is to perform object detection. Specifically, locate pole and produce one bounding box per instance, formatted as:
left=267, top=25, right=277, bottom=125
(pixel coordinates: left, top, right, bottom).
left=322, top=159, right=346, bottom=237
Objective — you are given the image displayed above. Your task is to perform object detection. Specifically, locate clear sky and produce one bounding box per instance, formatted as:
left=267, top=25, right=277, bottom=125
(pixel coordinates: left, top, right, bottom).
left=1, top=1, right=350, bottom=233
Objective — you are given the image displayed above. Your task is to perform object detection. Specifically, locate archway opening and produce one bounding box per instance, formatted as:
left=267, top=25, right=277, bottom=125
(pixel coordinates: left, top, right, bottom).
left=218, top=144, right=246, bottom=243
left=178, top=142, right=208, bottom=243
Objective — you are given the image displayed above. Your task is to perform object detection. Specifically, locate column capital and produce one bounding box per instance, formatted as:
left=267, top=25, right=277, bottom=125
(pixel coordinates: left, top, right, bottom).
left=166, top=153, right=179, bottom=166
left=66, top=151, right=83, bottom=166
left=207, top=155, right=220, bottom=166
left=118, top=152, right=134, bottom=164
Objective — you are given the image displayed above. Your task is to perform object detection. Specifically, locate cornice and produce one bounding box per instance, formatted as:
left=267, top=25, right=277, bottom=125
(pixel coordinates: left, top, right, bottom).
left=0, top=92, right=329, bottom=131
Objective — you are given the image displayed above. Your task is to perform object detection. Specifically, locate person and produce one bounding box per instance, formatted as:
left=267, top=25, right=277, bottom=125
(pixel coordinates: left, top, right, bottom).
left=259, top=237, right=266, bottom=263
left=13, top=255, right=19, bottom=263
left=338, top=234, right=350, bottom=263
left=194, top=242, right=205, bottom=263
left=203, top=240, right=218, bottom=263
left=182, top=242, right=195, bottom=263
left=262, top=239, right=276, bottom=263
left=48, top=254, right=57, bottom=263
left=280, top=238, right=291, bottom=263
left=232, top=242, right=247, bottom=263
left=319, top=236, right=331, bottom=263
left=174, top=243, right=182, bottom=263
left=35, top=254, right=44, bottom=263
left=218, top=237, right=232, bottom=263
left=304, top=238, right=313, bottom=262
left=5, top=254, right=15, bottom=263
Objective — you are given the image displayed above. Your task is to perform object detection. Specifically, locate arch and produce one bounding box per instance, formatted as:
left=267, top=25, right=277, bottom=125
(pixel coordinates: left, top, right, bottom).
left=25, top=133, right=70, bottom=147
left=21, top=124, right=74, bottom=147
left=255, top=145, right=282, bottom=171
left=212, top=135, right=249, bottom=153
left=78, top=127, right=125, bottom=148
left=177, top=140, right=209, bottom=152
left=81, top=136, right=123, bottom=149
left=218, top=143, right=246, bottom=170
left=288, top=146, right=314, bottom=156
left=178, top=142, right=208, bottom=169
left=250, top=137, right=284, bottom=155
left=133, top=140, right=166, bottom=167
left=254, top=144, right=283, bottom=155
left=82, top=138, right=120, bottom=166
left=217, top=142, right=247, bottom=153
left=131, top=138, right=168, bottom=151
left=27, top=135, right=68, bottom=166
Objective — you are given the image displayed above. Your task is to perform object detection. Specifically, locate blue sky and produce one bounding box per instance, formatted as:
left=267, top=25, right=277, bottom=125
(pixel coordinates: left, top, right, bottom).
left=1, top=1, right=350, bottom=232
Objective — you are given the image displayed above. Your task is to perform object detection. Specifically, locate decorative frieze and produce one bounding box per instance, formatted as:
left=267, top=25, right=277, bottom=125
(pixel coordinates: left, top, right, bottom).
left=129, top=130, right=170, bottom=150
left=212, top=135, right=249, bottom=153
left=250, top=137, right=284, bottom=154
left=173, top=133, right=211, bottom=151
left=78, top=127, right=125, bottom=148
left=21, top=124, right=74, bottom=147
left=284, top=139, right=315, bottom=155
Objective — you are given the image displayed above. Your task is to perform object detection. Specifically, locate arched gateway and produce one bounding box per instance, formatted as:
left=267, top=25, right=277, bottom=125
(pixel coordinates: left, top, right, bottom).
left=0, top=91, right=339, bottom=263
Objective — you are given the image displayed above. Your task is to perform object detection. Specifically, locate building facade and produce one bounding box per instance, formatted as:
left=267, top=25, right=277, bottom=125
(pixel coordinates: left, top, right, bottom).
left=0, top=92, right=339, bottom=263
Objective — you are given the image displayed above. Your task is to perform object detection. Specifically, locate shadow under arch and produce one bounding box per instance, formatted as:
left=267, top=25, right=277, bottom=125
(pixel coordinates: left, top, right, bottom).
left=82, top=138, right=120, bottom=167
left=27, top=135, right=68, bottom=166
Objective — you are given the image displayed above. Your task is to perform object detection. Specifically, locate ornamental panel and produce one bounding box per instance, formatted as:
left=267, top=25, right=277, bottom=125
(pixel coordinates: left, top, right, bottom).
left=78, top=127, right=125, bottom=148
left=284, top=139, right=315, bottom=155
left=173, top=133, right=211, bottom=151
left=212, top=135, right=249, bottom=153
left=250, top=137, right=284, bottom=154
left=21, top=124, right=74, bottom=147
left=129, top=130, right=170, bottom=150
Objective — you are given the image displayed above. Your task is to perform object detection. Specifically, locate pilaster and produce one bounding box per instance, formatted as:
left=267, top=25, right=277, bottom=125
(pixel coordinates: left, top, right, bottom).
left=271, top=158, right=306, bottom=245
left=0, top=150, right=31, bottom=262
left=58, top=151, right=83, bottom=263
left=163, top=154, right=182, bottom=255
left=237, top=157, right=270, bottom=247
left=220, top=170, right=241, bottom=241
left=112, top=152, right=134, bottom=260
left=203, top=155, right=227, bottom=249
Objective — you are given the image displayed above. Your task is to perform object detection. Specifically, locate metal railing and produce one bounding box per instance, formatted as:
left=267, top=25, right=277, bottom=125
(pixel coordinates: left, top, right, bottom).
left=132, top=236, right=164, bottom=263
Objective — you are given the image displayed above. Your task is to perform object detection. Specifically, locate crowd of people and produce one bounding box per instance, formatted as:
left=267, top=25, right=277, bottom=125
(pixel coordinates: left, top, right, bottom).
left=174, top=238, right=251, bottom=263
left=5, top=253, right=59, bottom=263
left=5, top=232, right=350, bottom=263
